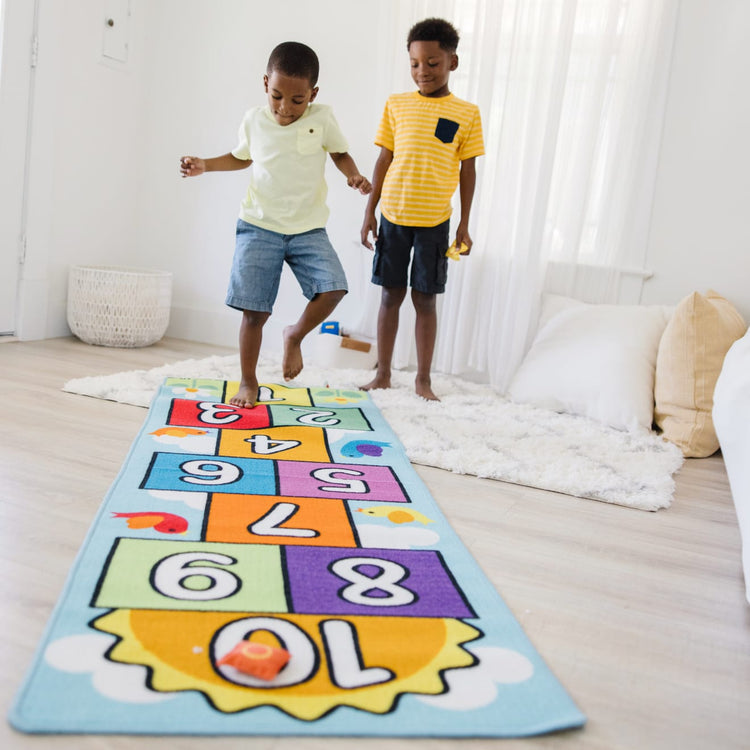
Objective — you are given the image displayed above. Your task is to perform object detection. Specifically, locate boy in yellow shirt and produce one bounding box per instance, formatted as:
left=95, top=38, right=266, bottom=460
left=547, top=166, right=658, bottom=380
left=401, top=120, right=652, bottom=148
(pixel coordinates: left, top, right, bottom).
left=182, top=42, right=371, bottom=408
left=361, top=18, right=484, bottom=400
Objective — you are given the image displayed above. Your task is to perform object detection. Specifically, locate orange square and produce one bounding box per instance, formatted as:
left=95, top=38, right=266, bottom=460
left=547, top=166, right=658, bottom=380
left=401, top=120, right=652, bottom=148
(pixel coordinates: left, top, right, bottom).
left=204, top=494, right=359, bottom=547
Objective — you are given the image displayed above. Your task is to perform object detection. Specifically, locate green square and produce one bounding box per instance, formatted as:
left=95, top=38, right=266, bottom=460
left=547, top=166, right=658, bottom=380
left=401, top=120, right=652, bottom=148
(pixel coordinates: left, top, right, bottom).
left=93, top=538, right=288, bottom=613
left=269, top=404, right=372, bottom=432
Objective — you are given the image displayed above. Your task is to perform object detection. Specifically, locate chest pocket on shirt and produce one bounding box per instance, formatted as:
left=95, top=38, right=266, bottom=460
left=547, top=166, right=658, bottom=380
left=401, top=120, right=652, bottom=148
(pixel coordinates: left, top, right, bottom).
left=434, top=118, right=459, bottom=144
left=297, top=127, right=324, bottom=155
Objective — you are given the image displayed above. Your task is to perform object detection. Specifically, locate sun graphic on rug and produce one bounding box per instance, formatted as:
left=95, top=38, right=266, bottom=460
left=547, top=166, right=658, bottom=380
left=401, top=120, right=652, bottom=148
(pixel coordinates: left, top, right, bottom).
left=93, top=610, right=480, bottom=720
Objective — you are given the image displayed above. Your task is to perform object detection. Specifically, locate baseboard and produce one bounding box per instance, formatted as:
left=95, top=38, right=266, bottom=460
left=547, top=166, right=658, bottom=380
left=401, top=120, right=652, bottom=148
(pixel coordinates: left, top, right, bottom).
left=166, top=305, right=285, bottom=357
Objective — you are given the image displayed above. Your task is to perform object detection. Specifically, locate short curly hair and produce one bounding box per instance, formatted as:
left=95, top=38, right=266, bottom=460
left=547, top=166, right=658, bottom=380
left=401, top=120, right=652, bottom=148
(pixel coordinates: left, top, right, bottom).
left=407, top=18, right=460, bottom=52
left=266, top=41, right=319, bottom=86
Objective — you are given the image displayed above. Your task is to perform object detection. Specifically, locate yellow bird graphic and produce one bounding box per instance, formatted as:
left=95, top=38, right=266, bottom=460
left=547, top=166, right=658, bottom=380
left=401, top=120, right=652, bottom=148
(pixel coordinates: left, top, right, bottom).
left=356, top=506, right=434, bottom=525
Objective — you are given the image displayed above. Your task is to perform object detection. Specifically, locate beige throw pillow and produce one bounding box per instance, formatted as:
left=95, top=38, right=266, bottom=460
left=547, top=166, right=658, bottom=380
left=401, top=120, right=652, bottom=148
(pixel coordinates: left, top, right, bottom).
left=654, top=290, right=747, bottom=457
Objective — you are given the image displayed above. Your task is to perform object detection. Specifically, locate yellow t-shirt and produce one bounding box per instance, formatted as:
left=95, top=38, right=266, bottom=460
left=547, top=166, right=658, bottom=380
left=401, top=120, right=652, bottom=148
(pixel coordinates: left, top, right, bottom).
left=232, top=104, right=350, bottom=234
left=376, top=91, right=484, bottom=227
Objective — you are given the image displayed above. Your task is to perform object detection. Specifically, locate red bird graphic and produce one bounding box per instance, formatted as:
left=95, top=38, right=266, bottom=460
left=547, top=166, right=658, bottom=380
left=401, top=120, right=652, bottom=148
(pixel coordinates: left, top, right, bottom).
left=112, top=511, right=188, bottom=534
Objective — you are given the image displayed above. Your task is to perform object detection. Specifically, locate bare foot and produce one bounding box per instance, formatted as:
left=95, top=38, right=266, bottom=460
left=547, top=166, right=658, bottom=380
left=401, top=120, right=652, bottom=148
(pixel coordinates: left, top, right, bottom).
left=282, top=326, right=304, bottom=381
left=415, top=377, right=440, bottom=401
left=361, top=374, right=391, bottom=391
left=229, top=379, right=258, bottom=409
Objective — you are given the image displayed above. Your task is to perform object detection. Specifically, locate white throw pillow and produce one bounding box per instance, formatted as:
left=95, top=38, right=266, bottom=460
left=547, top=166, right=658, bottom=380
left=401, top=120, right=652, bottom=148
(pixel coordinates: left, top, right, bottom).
left=507, top=294, right=671, bottom=431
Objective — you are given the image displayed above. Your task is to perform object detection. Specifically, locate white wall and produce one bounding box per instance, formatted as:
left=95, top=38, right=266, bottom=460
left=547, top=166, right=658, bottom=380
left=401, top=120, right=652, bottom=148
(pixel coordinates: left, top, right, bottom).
left=13, top=0, right=384, bottom=348
left=13, top=0, right=151, bottom=339
left=641, top=0, right=750, bottom=321
left=135, top=0, right=383, bottom=353
left=9, top=0, right=750, bottom=344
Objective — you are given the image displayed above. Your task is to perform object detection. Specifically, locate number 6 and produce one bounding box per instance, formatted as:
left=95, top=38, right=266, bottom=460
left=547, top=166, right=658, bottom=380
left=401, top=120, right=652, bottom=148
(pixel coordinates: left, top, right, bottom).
left=152, top=552, right=240, bottom=600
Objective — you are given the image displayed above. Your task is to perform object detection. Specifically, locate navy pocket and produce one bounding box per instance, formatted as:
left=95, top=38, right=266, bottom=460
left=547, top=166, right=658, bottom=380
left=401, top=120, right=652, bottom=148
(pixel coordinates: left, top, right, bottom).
left=434, top=118, right=459, bottom=144
left=434, top=247, right=448, bottom=287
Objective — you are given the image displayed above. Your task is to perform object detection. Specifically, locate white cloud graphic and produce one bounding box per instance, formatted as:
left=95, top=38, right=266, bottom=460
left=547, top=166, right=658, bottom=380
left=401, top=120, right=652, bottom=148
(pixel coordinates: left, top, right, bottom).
left=147, top=489, right=208, bottom=511
left=149, top=431, right=217, bottom=453
left=328, top=428, right=357, bottom=439
left=416, top=646, right=534, bottom=710
left=356, top=524, right=440, bottom=548
left=44, top=634, right=172, bottom=704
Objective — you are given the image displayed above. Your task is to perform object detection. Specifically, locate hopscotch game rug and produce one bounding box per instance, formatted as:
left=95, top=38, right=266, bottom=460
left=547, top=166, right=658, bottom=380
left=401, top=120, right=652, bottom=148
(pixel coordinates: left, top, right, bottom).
left=11, top=377, right=585, bottom=738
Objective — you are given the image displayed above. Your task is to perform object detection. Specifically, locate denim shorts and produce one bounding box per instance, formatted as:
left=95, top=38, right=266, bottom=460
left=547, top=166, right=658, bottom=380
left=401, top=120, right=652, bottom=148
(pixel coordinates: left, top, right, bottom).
left=371, top=216, right=450, bottom=294
left=226, top=220, right=348, bottom=313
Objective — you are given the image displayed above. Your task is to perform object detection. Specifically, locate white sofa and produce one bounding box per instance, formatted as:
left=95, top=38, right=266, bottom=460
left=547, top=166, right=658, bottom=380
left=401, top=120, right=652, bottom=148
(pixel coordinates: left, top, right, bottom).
left=713, top=328, right=750, bottom=604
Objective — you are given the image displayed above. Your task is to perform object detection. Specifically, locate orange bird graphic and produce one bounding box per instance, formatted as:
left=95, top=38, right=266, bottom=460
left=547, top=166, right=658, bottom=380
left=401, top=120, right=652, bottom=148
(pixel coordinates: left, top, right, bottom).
left=150, top=427, right=207, bottom=437
left=112, top=511, right=188, bottom=534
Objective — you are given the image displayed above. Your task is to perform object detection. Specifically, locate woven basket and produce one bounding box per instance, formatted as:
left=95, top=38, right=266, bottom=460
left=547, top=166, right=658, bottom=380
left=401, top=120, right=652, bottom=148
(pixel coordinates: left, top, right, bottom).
left=67, top=265, right=172, bottom=347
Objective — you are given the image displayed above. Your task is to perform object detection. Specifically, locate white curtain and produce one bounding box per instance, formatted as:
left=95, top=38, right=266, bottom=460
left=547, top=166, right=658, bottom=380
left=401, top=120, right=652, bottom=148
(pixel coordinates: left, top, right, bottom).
left=359, top=0, right=679, bottom=392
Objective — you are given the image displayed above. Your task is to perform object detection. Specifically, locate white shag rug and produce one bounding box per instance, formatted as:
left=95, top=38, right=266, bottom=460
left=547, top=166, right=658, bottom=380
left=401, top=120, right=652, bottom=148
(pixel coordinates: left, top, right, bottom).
left=63, top=353, right=684, bottom=511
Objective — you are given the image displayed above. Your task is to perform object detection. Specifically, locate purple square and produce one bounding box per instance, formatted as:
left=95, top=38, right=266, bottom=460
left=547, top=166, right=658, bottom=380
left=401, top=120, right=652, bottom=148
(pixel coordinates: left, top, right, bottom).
left=284, top=546, right=474, bottom=619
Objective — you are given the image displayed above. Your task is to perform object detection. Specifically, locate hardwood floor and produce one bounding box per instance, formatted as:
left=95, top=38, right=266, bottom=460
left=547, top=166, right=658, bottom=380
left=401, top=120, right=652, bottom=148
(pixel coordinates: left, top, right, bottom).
left=2, top=336, right=749, bottom=750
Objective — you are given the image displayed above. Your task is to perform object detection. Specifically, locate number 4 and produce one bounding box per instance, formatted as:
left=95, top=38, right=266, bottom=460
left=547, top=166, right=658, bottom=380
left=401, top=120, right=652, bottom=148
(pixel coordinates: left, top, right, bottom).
left=244, top=435, right=301, bottom=455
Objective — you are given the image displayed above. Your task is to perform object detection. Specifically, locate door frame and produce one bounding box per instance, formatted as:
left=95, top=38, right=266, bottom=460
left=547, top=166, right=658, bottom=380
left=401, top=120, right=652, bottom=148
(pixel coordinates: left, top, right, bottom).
left=0, top=0, right=38, bottom=336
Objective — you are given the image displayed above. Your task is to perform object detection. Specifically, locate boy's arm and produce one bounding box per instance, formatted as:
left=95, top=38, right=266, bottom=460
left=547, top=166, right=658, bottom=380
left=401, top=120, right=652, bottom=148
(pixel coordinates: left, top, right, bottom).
left=360, top=146, right=394, bottom=250
left=455, top=157, right=477, bottom=254
left=180, top=153, right=251, bottom=178
left=328, top=152, right=372, bottom=195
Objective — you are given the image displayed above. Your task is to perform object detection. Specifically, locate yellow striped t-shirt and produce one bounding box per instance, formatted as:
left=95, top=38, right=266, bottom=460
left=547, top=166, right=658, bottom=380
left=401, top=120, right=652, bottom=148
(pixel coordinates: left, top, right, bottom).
left=376, top=91, right=484, bottom=227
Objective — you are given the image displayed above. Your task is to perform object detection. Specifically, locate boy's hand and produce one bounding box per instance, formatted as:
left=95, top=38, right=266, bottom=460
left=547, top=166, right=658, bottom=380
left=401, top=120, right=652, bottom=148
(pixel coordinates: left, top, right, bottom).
left=180, top=156, right=205, bottom=178
left=454, top=228, right=473, bottom=256
left=361, top=213, right=378, bottom=250
left=348, top=174, right=372, bottom=195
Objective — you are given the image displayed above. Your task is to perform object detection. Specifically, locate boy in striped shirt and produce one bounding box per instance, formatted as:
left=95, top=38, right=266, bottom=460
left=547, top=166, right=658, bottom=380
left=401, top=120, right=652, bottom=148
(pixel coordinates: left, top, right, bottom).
left=360, top=18, right=484, bottom=400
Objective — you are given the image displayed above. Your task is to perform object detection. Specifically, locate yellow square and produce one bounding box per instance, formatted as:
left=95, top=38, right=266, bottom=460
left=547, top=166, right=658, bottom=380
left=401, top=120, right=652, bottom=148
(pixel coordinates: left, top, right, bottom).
left=219, top=426, right=332, bottom=463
